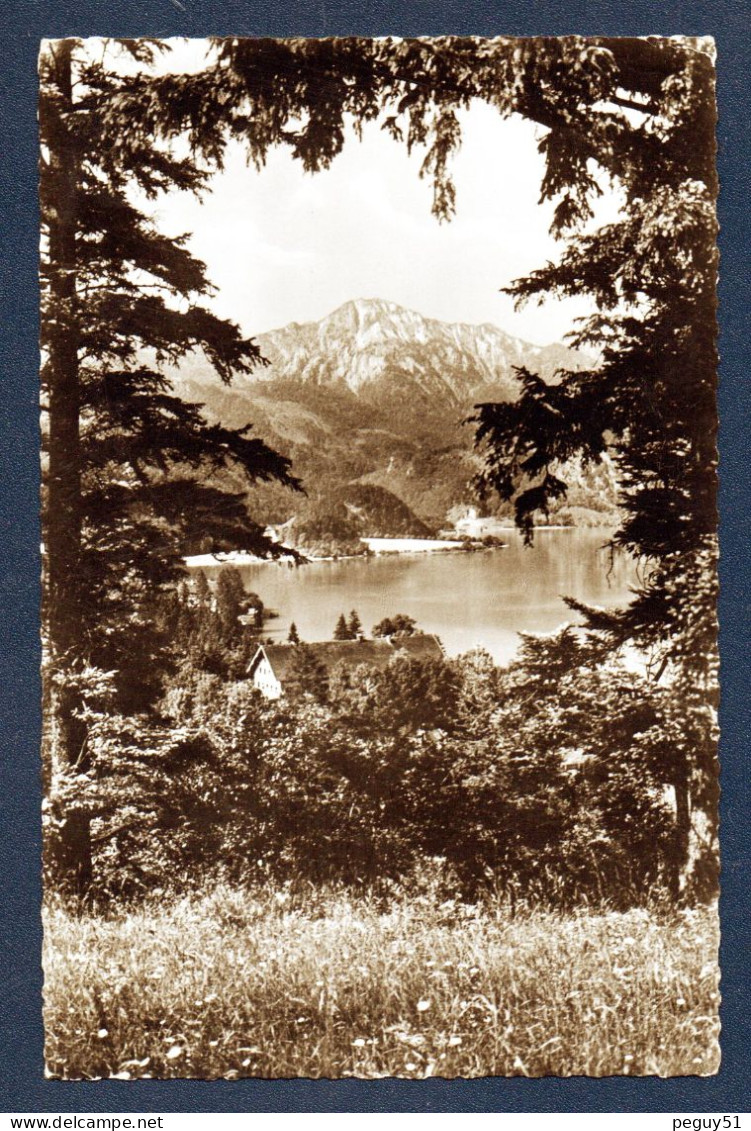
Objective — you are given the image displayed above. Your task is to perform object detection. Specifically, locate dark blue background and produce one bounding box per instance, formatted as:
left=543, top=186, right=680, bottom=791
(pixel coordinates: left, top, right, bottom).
left=1, top=0, right=748, bottom=1114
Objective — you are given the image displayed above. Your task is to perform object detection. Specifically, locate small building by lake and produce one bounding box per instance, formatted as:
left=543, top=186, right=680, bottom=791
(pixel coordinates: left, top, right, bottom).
left=249, top=635, right=445, bottom=699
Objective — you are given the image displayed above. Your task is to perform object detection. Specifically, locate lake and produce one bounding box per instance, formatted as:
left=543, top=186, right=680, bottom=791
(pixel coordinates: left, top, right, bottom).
left=195, top=529, right=637, bottom=666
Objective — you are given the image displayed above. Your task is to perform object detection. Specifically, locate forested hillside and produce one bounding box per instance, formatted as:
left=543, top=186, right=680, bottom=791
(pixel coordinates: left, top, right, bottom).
left=169, top=299, right=620, bottom=547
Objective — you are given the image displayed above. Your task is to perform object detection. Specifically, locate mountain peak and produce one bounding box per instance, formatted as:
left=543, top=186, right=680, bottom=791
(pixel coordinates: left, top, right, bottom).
left=175, top=298, right=584, bottom=405
left=324, top=297, right=404, bottom=333
left=324, top=297, right=500, bottom=336
left=251, top=297, right=582, bottom=403
left=319, top=298, right=443, bottom=355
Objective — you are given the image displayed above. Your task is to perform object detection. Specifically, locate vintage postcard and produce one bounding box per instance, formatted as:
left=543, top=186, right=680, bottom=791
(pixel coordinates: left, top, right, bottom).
left=40, top=35, right=720, bottom=1079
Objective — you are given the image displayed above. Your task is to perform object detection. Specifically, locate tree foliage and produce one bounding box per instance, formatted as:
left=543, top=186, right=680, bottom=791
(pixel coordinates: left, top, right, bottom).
left=215, top=567, right=253, bottom=639
left=284, top=644, right=330, bottom=703
left=347, top=609, right=363, bottom=639
left=465, top=39, right=717, bottom=675
left=40, top=40, right=300, bottom=689
left=333, top=613, right=352, bottom=641
left=40, top=37, right=302, bottom=891
left=372, top=614, right=420, bottom=638
left=157, top=569, right=262, bottom=682
left=47, top=646, right=677, bottom=905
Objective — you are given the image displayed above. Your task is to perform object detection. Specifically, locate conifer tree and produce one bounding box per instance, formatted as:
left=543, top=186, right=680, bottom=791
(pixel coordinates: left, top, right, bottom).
left=40, top=39, right=301, bottom=888
left=215, top=567, right=249, bottom=639
left=190, top=36, right=716, bottom=666
left=192, top=570, right=211, bottom=607
left=40, top=46, right=300, bottom=672
left=333, top=614, right=351, bottom=641
left=286, top=644, right=329, bottom=703
left=462, top=38, right=718, bottom=893
left=287, top=622, right=301, bottom=645
left=347, top=610, right=363, bottom=640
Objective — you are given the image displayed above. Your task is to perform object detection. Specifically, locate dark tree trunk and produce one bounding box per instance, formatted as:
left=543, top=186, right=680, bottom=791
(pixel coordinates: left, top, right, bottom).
left=45, top=40, right=82, bottom=679
left=42, top=40, right=92, bottom=892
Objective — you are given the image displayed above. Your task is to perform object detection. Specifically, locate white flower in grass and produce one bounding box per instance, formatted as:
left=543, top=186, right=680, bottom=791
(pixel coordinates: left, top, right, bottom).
left=448, top=1036, right=462, bottom=1047
left=165, top=1044, right=183, bottom=1060
left=416, top=999, right=431, bottom=1012
left=352, top=1038, right=366, bottom=1048
left=96, top=1028, right=109, bottom=1039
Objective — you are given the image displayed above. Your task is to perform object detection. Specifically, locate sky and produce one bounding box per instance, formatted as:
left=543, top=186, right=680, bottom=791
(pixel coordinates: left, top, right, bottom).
left=138, top=41, right=623, bottom=346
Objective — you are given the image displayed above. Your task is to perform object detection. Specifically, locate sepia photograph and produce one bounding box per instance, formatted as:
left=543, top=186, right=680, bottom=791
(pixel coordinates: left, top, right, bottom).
left=39, top=35, right=720, bottom=1080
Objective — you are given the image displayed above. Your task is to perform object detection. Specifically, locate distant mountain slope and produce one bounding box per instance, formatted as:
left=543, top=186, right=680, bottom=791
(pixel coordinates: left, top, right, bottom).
left=255, top=298, right=582, bottom=402
left=274, top=483, right=434, bottom=559
left=174, top=297, right=584, bottom=410
left=169, top=299, right=618, bottom=546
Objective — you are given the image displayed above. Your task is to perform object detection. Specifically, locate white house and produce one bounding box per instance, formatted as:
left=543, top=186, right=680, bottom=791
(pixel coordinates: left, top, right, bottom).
left=248, top=635, right=445, bottom=699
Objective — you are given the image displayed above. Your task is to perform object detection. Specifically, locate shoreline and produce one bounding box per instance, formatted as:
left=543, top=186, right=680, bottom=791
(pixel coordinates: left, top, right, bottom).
left=183, top=525, right=608, bottom=568
left=362, top=536, right=467, bottom=554
left=183, top=550, right=296, bottom=568
left=183, top=538, right=501, bottom=568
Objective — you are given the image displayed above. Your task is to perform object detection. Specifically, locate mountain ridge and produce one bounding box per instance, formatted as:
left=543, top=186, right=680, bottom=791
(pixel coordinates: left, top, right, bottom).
left=260, top=297, right=557, bottom=352
left=168, top=298, right=617, bottom=553
left=174, top=297, right=586, bottom=407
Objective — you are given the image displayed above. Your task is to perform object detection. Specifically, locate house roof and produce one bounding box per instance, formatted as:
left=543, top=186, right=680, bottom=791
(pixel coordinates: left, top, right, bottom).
left=249, top=634, right=444, bottom=682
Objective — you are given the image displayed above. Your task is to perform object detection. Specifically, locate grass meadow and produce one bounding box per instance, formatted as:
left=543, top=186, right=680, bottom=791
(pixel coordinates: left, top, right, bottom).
left=43, top=883, right=720, bottom=1080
